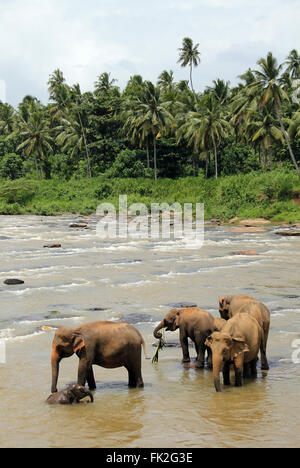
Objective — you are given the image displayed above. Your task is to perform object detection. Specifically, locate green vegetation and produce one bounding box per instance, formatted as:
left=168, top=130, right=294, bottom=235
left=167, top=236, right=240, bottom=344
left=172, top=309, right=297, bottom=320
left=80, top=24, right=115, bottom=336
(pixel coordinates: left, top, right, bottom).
left=0, top=168, right=299, bottom=222
left=0, top=39, right=299, bottom=221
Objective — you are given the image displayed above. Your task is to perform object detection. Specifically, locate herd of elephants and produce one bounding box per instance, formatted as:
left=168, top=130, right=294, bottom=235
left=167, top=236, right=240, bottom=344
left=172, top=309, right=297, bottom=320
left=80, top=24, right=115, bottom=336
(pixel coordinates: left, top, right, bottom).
left=47, top=294, right=270, bottom=404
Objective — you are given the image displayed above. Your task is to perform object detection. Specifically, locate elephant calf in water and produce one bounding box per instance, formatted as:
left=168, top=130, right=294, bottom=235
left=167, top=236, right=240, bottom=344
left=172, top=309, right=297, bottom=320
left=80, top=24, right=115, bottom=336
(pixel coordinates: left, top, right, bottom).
left=47, top=384, right=94, bottom=405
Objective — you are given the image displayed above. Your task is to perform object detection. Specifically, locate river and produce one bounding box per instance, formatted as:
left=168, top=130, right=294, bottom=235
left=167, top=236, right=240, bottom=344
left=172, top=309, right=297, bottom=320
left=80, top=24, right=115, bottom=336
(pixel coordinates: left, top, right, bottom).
left=0, top=215, right=299, bottom=448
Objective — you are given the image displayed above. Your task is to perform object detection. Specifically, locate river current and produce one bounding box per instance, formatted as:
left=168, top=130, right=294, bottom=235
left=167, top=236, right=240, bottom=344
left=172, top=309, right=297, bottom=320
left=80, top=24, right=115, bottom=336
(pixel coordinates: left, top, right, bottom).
left=0, top=215, right=299, bottom=448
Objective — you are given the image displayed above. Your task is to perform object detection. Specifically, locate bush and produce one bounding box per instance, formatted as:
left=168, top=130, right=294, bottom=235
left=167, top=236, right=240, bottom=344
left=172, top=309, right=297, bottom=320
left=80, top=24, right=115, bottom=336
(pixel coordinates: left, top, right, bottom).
left=105, top=150, right=148, bottom=178
left=0, top=179, right=37, bottom=204
left=0, top=153, right=24, bottom=179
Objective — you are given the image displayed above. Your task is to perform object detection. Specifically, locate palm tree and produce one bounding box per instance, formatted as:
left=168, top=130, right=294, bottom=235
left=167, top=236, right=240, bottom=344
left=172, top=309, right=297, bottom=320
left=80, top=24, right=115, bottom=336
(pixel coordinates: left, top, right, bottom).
left=94, top=73, right=118, bottom=95
left=178, top=37, right=201, bottom=95
left=177, top=94, right=230, bottom=178
left=285, top=49, right=300, bottom=79
left=16, top=109, right=53, bottom=179
left=129, top=82, right=173, bottom=179
left=0, top=103, right=15, bottom=135
left=157, top=70, right=175, bottom=93
left=246, top=107, right=284, bottom=169
left=250, top=52, right=300, bottom=177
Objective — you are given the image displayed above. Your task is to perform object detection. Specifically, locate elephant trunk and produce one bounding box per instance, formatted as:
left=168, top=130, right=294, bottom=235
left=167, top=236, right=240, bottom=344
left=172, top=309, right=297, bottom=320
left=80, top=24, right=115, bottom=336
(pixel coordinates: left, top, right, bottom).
left=51, top=345, right=61, bottom=393
left=213, top=356, right=224, bottom=393
left=153, top=320, right=165, bottom=339
left=86, top=390, right=94, bottom=403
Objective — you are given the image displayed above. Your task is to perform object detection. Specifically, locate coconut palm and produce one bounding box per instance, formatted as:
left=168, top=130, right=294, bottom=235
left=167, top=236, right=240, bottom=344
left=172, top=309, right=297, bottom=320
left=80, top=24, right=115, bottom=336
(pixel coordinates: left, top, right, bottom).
left=0, top=103, right=15, bottom=135
left=157, top=70, right=175, bottom=93
left=178, top=37, right=201, bottom=95
left=16, top=109, right=53, bottom=179
left=285, top=49, right=300, bottom=79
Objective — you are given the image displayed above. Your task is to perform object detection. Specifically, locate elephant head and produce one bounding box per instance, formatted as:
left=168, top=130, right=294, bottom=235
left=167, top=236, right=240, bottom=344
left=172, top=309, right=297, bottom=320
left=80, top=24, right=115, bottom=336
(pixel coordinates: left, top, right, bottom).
left=51, top=327, right=86, bottom=394
left=153, top=309, right=181, bottom=339
left=218, top=296, right=233, bottom=320
left=205, top=332, right=249, bottom=392
left=67, top=384, right=94, bottom=403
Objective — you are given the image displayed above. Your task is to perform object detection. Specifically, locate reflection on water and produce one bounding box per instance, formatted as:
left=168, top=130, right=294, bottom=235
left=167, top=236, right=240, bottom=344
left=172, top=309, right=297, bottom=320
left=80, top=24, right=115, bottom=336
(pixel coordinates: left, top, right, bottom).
left=0, top=215, right=300, bottom=448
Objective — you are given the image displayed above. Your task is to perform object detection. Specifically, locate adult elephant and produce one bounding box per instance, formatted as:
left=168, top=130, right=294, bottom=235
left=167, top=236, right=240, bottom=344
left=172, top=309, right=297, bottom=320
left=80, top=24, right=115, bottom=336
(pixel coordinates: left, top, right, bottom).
left=153, top=308, right=215, bottom=368
left=51, top=321, right=149, bottom=394
left=205, top=313, right=263, bottom=392
left=219, top=294, right=270, bottom=370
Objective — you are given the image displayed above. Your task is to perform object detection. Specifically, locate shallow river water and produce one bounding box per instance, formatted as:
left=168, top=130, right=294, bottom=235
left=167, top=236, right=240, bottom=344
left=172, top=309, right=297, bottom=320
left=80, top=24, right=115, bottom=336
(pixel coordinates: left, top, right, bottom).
left=0, top=215, right=299, bottom=448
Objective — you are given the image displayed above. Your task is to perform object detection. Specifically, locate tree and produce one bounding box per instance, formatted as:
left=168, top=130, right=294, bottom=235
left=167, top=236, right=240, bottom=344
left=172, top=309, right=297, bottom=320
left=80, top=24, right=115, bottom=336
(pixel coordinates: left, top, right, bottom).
left=0, top=103, right=15, bottom=136
left=16, top=107, right=53, bottom=179
left=178, top=37, right=201, bottom=95
left=249, top=52, right=300, bottom=177
left=285, top=49, right=300, bottom=79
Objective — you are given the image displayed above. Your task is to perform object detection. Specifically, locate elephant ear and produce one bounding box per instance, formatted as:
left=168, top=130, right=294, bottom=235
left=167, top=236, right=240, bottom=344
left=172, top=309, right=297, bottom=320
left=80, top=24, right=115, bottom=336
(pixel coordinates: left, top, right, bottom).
left=205, top=335, right=213, bottom=348
left=73, top=333, right=86, bottom=354
left=231, top=337, right=249, bottom=360
left=174, top=310, right=181, bottom=328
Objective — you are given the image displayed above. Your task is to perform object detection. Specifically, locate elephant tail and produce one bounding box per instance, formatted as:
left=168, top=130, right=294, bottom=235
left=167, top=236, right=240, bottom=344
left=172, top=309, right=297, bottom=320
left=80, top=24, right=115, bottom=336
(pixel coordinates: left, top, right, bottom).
left=141, top=338, right=150, bottom=360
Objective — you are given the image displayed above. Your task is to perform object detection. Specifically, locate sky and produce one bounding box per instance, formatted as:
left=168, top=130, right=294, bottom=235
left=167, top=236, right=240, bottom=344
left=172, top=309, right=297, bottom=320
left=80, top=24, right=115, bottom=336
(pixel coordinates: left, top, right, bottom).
left=0, top=0, right=299, bottom=106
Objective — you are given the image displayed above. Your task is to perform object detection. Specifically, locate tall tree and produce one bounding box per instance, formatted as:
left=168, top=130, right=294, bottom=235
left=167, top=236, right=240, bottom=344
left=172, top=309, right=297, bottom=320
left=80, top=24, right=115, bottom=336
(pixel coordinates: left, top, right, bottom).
left=178, top=37, right=201, bottom=95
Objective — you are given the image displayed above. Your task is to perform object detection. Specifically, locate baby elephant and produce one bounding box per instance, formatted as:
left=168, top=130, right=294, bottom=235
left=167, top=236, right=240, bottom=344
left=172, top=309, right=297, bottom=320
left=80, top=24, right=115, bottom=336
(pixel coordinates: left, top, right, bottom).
left=47, top=384, right=94, bottom=405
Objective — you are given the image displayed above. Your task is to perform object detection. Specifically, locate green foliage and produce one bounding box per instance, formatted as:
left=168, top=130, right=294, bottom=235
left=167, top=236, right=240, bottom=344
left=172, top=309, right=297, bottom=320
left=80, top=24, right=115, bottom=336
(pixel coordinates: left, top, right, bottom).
left=0, top=179, right=37, bottom=204
left=0, top=153, right=24, bottom=179
left=105, top=150, right=149, bottom=178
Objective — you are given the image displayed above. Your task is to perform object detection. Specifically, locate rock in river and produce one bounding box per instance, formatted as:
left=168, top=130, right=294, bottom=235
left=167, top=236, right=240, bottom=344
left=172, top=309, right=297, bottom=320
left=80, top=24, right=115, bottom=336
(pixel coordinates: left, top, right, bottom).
left=275, top=231, right=300, bottom=237
left=43, top=243, right=62, bottom=249
left=4, top=279, right=25, bottom=285
left=232, top=250, right=259, bottom=256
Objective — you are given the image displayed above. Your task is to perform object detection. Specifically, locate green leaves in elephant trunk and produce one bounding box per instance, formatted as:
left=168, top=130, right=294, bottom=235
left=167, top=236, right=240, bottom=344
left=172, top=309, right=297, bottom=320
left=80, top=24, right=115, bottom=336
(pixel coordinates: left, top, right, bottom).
left=152, top=328, right=167, bottom=364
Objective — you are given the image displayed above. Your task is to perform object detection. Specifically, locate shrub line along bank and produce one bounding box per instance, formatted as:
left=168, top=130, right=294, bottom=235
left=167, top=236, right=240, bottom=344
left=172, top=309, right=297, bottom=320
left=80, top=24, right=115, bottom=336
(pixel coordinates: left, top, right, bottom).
left=0, top=169, right=300, bottom=223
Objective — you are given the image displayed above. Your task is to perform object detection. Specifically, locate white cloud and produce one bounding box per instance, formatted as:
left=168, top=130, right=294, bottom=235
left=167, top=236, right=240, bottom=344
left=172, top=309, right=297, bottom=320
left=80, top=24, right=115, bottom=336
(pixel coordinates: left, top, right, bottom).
left=0, top=0, right=299, bottom=105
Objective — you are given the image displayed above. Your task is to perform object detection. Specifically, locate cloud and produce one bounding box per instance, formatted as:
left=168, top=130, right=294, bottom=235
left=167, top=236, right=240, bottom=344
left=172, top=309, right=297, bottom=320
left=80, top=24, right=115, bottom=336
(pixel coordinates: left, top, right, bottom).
left=0, top=0, right=299, bottom=106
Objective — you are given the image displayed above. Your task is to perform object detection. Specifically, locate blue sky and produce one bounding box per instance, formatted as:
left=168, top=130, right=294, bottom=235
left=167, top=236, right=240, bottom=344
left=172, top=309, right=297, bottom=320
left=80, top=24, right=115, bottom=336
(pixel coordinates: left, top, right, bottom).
left=0, top=0, right=299, bottom=106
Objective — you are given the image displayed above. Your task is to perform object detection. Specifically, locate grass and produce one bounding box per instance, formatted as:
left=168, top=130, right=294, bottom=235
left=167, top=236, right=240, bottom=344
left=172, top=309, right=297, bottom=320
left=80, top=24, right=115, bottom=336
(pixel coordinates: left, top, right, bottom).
left=0, top=168, right=300, bottom=222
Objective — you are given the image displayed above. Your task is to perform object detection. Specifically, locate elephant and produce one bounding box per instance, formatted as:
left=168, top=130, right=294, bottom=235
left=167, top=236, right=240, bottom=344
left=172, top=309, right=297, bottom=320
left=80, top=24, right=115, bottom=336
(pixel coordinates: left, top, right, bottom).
left=153, top=308, right=215, bottom=369
left=205, top=313, right=263, bottom=392
left=218, top=294, right=270, bottom=370
left=213, top=318, right=227, bottom=332
left=51, top=321, right=149, bottom=394
left=47, top=384, right=94, bottom=405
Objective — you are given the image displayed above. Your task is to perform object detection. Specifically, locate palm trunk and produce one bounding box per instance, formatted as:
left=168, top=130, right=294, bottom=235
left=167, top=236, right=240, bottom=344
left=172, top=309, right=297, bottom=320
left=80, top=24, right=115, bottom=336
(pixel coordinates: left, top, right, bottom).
left=153, top=136, right=157, bottom=180
left=77, top=111, right=92, bottom=178
left=212, top=134, right=218, bottom=179
left=275, top=103, right=300, bottom=178
left=33, top=155, right=39, bottom=180
left=146, top=145, right=150, bottom=170
left=190, top=64, right=195, bottom=95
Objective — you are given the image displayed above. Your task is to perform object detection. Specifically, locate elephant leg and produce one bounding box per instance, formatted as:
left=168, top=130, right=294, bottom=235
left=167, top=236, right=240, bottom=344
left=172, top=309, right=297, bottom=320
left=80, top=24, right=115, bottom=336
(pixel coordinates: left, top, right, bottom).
left=195, top=339, right=205, bottom=369
left=250, top=358, right=258, bottom=378
left=233, top=356, right=243, bottom=387
left=180, top=330, right=190, bottom=363
left=86, top=366, right=96, bottom=391
left=223, top=362, right=231, bottom=386
left=126, top=349, right=144, bottom=388
left=243, top=362, right=251, bottom=379
left=206, top=346, right=213, bottom=369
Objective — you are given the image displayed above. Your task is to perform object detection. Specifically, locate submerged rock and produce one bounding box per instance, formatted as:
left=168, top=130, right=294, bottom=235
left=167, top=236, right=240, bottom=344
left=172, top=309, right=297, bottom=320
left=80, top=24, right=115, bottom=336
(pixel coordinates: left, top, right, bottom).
left=4, top=279, right=24, bottom=285
left=165, top=302, right=198, bottom=309
left=232, top=250, right=259, bottom=256
left=69, top=223, right=88, bottom=229
left=117, top=313, right=156, bottom=324
left=43, top=243, right=62, bottom=249
left=275, top=231, right=300, bottom=237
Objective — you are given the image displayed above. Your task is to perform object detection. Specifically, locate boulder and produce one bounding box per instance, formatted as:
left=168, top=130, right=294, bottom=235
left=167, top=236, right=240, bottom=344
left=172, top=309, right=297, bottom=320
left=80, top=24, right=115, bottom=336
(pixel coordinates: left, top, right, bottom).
left=4, top=279, right=24, bottom=285
left=229, top=227, right=267, bottom=234
left=232, top=250, right=259, bottom=256
left=239, top=218, right=271, bottom=227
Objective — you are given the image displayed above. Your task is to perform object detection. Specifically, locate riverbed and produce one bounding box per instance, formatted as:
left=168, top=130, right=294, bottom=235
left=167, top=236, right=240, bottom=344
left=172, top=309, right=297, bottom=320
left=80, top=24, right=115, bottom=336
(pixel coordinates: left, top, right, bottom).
left=0, top=215, right=299, bottom=448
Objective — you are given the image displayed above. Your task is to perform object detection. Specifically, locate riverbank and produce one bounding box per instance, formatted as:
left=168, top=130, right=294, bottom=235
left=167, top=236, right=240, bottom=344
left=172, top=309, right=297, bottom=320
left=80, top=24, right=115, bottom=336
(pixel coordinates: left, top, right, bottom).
left=0, top=168, right=300, bottom=222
